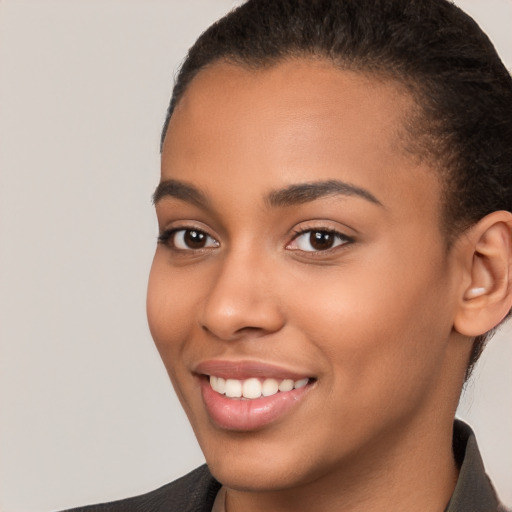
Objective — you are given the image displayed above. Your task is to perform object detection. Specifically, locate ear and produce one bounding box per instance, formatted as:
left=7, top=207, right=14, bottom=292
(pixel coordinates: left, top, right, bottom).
left=454, top=211, right=512, bottom=337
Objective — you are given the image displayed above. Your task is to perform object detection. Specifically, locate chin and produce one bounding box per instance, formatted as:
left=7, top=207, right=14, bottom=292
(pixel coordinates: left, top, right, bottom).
left=208, top=454, right=314, bottom=493
left=195, top=423, right=340, bottom=493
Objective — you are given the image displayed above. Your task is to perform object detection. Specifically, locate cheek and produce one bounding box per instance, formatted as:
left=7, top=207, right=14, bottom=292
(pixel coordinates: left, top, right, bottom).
left=288, top=248, right=454, bottom=409
left=146, top=254, right=197, bottom=364
left=146, top=254, right=207, bottom=420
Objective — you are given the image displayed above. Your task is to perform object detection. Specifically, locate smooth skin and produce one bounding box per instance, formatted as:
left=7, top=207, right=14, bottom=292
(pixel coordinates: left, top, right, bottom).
left=147, top=59, right=512, bottom=512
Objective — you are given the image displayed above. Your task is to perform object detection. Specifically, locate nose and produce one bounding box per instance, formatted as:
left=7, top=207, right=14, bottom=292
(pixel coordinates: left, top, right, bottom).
left=199, top=251, right=285, bottom=341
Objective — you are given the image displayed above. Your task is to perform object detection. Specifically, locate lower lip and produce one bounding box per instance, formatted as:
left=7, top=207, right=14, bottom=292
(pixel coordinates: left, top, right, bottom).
left=199, top=377, right=312, bottom=431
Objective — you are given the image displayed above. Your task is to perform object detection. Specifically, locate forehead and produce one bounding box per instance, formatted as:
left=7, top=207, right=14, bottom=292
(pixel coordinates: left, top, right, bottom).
left=162, top=59, right=441, bottom=220
left=166, top=59, right=413, bottom=159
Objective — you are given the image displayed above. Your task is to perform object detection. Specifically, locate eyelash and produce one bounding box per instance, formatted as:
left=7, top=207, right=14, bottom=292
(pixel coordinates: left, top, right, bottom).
left=157, top=226, right=354, bottom=254
left=287, top=227, right=354, bottom=253
left=158, top=227, right=219, bottom=252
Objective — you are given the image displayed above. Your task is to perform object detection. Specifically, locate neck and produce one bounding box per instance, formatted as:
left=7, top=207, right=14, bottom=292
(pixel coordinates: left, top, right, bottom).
left=225, top=417, right=458, bottom=512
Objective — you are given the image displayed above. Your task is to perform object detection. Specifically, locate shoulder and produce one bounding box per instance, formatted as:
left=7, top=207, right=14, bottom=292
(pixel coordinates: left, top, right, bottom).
left=61, top=465, right=221, bottom=512
left=448, top=420, right=511, bottom=512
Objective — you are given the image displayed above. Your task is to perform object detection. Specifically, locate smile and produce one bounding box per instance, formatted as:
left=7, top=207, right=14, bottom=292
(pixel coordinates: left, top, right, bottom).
left=194, top=360, right=316, bottom=430
left=209, top=375, right=310, bottom=399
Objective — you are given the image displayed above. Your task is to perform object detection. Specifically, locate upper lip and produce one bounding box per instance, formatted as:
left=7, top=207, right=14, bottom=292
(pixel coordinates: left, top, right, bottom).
left=194, top=360, right=314, bottom=381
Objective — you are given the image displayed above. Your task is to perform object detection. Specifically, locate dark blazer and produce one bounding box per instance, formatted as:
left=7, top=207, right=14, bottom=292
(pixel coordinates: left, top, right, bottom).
left=62, top=421, right=510, bottom=512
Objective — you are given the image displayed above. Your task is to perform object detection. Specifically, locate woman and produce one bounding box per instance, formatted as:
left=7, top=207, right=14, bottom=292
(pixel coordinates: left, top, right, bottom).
left=67, top=0, right=512, bottom=510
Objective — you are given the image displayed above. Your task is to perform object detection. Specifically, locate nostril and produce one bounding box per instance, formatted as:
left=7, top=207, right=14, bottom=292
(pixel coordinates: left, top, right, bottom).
left=201, top=323, right=270, bottom=340
left=235, top=326, right=266, bottom=335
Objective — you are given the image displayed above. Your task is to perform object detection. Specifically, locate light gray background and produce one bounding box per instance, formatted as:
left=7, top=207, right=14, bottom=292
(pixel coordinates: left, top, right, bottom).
left=0, top=1, right=510, bottom=510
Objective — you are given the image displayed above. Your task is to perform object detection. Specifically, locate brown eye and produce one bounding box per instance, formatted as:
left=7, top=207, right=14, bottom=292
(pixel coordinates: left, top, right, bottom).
left=160, top=228, right=219, bottom=250
left=309, top=231, right=336, bottom=251
left=287, top=229, right=352, bottom=253
left=181, top=230, right=208, bottom=249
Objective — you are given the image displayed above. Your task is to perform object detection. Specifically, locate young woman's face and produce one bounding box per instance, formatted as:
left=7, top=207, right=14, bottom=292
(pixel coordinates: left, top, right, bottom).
left=148, top=60, right=464, bottom=491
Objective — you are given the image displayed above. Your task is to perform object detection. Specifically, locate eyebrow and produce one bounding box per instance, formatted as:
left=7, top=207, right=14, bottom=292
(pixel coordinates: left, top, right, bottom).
left=266, top=180, right=383, bottom=208
left=152, top=179, right=209, bottom=207
left=152, top=178, right=383, bottom=209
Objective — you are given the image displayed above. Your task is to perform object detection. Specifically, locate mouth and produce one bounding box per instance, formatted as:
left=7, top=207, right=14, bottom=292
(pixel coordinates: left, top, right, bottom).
left=209, top=375, right=310, bottom=399
left=194, top=361, right=316, bottom=431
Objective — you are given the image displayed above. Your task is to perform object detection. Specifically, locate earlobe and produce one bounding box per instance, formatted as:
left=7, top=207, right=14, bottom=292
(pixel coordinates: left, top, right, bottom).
left=454, top=211, right=512, bottom=337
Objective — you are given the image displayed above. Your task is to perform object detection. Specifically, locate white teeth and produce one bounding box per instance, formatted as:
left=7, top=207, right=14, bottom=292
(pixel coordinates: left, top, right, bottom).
left=225, top=379, right=242, bottom=398
left=216, top=377, right=226, bottom=394
left=209, top=376, right=310, bottom=399
left=278, top=379, right=294, bottom=392
left=242, top=378, right=262, bottom=399
left=294, top=378, right=308, bottom=389
left=209, top=376, right=226, bottom=394
left=262, top=378, right=279, bottom=396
